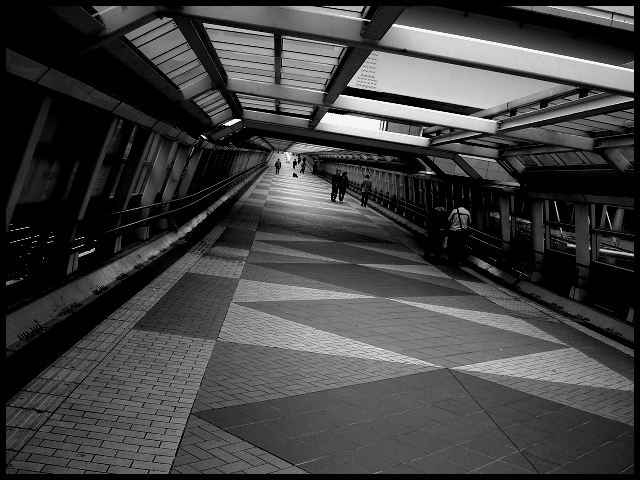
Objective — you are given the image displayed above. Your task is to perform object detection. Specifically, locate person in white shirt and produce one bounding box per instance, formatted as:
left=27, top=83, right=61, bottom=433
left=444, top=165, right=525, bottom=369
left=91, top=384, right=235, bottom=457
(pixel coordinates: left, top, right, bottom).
left=447, top=201, right=471, bottom=265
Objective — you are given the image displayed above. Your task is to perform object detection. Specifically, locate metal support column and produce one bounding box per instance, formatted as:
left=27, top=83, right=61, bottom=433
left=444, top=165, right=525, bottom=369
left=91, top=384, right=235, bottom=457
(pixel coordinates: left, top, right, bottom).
left=6, top=96, right=53, bottom=232
left=530, top=199, right=545, bottom=282
left=135, top=138, right=177, bottom=240
left=64, top=117, right=119, bottom=274
left=570, top=202, right=591, bottom=302
left=499, top=193, right=511, bottom=263
left=158, top=143, right=190, bottom=230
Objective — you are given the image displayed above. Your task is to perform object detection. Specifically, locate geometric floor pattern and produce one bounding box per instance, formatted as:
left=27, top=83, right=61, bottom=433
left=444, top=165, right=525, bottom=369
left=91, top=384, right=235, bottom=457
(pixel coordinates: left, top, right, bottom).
left=6, top=155, right=634, bottom=474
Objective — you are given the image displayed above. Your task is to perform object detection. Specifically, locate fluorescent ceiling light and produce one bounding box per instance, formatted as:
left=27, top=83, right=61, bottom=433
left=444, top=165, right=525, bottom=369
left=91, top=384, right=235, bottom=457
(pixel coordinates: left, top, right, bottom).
left=223, top=118, right=241, bottom=127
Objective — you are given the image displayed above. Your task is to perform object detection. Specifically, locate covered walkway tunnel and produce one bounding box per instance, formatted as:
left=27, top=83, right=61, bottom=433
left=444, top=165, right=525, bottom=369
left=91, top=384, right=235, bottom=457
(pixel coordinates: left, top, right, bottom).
left=6, top=6, right=634, bottom=474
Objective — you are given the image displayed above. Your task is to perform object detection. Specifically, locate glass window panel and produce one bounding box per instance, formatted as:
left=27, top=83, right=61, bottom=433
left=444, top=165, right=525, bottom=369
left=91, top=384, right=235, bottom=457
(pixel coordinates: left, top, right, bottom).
left=208, top=104, right=230, bottom=116
left=281, top=59, right=334, bottom=73
left=280, top=107, right=313, bottom=115
left=542, top=125, right=591, bottom=136
left=533, top=153, right=561, bottom=166
left=211, top=43, right=272, bottom=57
left=279, top=103, right=313, bottom=111
left=127, top=18, right=174, bottom=45
left=157, top=50, right=198, bottom=75
left=585, top=114, right=629, bottom=127
left=206, top=28, right=273, bottom=49
left=152, top=42, right=191, bottom=66
left=607, top=110, right=634, bottom=121
left=554, top=121, right=596, bottom=133
left=571, top=118, right=622, bottom=132
left=202, top=99, right=228, bottom=113
left=137, top=29, right=186, bottom=60
left=581, top=151, right=608, bottom=164
left=221, top=59, right=275, bottom=72
left=551, top=151, right=577, bottom=165
left=217, top=50, right=274, bottom=65
left=283, top=36, right=343, bottom=51
left=281, top=71, right=328, bottom=84
left=226, top=72, right=274, bottom=83
left=178, top=72, right=210, bottom=91
left=226, top=67, right=274, bottom=80
left=165, top=58, right=201, bottom=78
left=171, top=65, right=206, bottom=87
left=281, top=50, right=340, bottom=65
left=194, top=91, right=222, bottom=105
left=199, top=96, right=227, bottom=110
left=281, top=78, right=327, bottom=90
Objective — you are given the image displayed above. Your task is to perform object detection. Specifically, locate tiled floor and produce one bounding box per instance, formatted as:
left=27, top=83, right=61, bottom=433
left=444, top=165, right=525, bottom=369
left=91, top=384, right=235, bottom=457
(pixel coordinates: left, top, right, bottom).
left=6, top=156, right=634, bottom=474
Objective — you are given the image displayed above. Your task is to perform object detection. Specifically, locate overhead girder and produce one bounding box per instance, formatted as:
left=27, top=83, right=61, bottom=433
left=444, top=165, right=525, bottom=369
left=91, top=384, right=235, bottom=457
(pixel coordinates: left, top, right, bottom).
left=309, top=6, right=406, bottom=128
left=182, top=78, right=627, bottom=154
left=157, top=6, right=634, bottom=96
left=78, top=5, right=159, bottom=54
left=174, top=18, right=243, bottom=120
left=242, top=119, right=456, bottom=161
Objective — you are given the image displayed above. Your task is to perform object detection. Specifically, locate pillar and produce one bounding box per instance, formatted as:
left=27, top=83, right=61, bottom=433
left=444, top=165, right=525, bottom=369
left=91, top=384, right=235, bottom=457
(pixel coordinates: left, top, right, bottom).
left=499, top=193, right=511, bottom=262
left=134, top=138, right=177, bottom=240
left=6, top=96, right=53, bottom=232
left=570, top=202, right=590, bottom=302
left=530, top=199, right=545, bottom=282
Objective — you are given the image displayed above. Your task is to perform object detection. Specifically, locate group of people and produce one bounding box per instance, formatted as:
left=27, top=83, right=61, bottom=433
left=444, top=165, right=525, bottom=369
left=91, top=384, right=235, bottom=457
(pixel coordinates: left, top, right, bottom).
left=330, top=170, right=349, bottom=202
left=425, top=199, right=471, bottom=265
left=293, top=158, right=306, bottom=174
left=330, top=170, right=373, bottom=207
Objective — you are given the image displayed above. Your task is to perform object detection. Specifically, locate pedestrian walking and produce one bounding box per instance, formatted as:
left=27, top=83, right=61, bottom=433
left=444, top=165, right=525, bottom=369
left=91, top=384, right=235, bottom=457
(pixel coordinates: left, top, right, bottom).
left=424, top=198, right=448, bottom=262
left=301, top=162, right=306, bottom=174
left=360, top=174, right=372, bottom=207
left=293, top=159, right=297, bottom=170
left=338, top=172, right=349, bottom=202
left=331, top=170, right=341, bottom=201
left=274, top=158, right=281, bottom=174
left=446, top=200, right=471, bottom=265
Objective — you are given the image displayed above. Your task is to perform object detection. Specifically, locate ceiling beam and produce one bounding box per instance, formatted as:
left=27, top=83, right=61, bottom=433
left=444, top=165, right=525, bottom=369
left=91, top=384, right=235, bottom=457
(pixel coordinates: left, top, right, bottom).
left=175, top=18, right=243, bottom=120
left=333, top=96, right=497, bottom=134
left=309, top=6, right=406, bottom=128
left=208, top=121, right=244, bottom=141
left=451, top=154, right=483, bottom=181
left=79, top=6, right=158, bottom=55
left=498, top=94, right=634, bottom=132
left=594, top=133, right=634, bottom=150
left=158, top=6, right=634, bottom=96
left=274, top=34, right=282, bottom=113
left=242, top=119, right=456, bottom=159
left=599, top=149, right=634, bottom=177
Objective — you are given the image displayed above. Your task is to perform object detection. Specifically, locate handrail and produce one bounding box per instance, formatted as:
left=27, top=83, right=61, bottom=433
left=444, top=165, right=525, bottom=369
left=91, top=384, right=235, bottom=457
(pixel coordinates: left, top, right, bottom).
left=68, top=162, right=267, bottom=249
left=83, top=162, right=266, bottom=221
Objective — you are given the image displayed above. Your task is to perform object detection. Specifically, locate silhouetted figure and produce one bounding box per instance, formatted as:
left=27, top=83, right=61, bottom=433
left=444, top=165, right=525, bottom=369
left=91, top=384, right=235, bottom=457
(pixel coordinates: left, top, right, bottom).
left=360, top=174, right=372, bottom=207
left=331, top=170, right=341, bottom=202
left=274, top=158, right=281, bottom=174
left=338, top=172, right=349, bottom=202
left=425, top=199, right=448, bottom=262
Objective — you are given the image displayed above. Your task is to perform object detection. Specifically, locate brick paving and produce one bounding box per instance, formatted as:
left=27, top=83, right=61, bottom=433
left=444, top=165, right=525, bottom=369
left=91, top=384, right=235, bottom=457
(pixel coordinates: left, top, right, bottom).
left=6, top=155, right=634, bottom=474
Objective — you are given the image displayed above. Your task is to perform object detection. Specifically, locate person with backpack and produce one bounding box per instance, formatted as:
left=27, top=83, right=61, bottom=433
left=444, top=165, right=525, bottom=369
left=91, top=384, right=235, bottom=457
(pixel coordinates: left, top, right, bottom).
left=447, top=200, right=471, bottom=265
left=274, top=158, right=281, bottom=174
